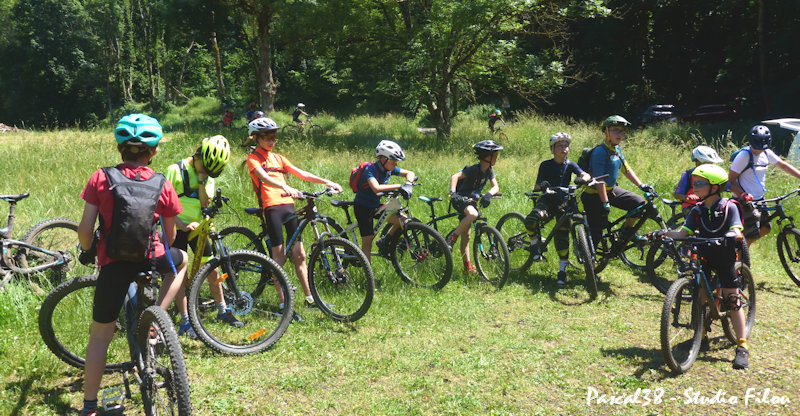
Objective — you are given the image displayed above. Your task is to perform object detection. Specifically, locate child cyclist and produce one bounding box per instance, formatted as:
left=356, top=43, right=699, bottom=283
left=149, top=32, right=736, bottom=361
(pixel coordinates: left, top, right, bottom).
left=651, top=164, right=750, bottom=369
left=77, top=114, right=188, bottom=416
left=526, top=132, right=591, bottom=286
left=293, top=103, right=309, bottom=126
left=164, top=135, right=242, bottom=337
left=488, top=109, right=504, bottom=132
left=729, top=125, right=800, bottom=246
left=674, top=146, right=724, bottom=215
left=447, top=140, right=503, bottom=273
left=354, top=140, right=417, bottom=263
left=246, top=117, right=343, bottom=317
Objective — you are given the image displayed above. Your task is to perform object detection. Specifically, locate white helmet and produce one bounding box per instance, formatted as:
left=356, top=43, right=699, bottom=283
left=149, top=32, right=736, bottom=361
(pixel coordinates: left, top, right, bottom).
left=549, top=132, right=572, bottom=148
left=297, top=103, right=306, bottom=108
left=375, top=140, right=406, bottom=161
left=248, top=117, right=280, bottom=135
left=691, top=145, right=723, bottom=164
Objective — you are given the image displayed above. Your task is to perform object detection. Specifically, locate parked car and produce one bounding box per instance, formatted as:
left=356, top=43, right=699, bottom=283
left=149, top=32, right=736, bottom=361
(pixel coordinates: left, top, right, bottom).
left=673, top=104, right=738, bottom=123
left=637, top=105, right=676, bottom=125
left=763, top=118, right=800, bottom=160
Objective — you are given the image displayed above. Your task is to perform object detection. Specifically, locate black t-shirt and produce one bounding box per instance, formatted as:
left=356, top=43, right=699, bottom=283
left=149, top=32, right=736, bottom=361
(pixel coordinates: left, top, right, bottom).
left=292, top=108, right=303, bottom=121
left=455, top=164, right=495, bottom=197
left=683, top=198, right=742, bottom=238
left=535, top=159, right=584, bottom=188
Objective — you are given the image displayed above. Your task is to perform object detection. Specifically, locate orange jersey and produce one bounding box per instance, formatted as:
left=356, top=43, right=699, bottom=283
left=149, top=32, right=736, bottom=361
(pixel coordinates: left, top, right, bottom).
left=247, top=148, right=296, bottom=208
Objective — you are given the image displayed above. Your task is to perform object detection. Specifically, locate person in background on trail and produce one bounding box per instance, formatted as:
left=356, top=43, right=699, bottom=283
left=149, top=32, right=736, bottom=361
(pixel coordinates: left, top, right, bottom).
left=729, top=125, right=800, bottom=246
left=674, top=145, right=724, bottom=215
left=488, top=109, right=505, bottom=132
left=245, top=102, right=260, bottom=122
left=164, top=135, right=242, bottom=339
left=77, top=114, right=188, bottom=416
left=293, top=103, right=309, bottom=126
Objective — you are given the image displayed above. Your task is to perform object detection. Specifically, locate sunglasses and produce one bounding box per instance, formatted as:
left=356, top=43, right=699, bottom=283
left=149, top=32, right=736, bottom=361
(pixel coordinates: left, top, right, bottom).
left=692, top=180, right=710, bottom=188
left=255, top=131, right=277, bottom=140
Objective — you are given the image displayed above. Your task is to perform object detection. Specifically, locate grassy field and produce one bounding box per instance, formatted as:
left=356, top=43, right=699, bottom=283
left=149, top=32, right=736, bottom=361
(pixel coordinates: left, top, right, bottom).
left=1, top=107, right=798, bottom=415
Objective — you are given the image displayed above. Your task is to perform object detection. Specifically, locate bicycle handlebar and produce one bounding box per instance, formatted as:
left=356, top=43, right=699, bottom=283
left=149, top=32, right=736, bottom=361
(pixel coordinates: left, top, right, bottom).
left=281, top=187, right=341, bottom=199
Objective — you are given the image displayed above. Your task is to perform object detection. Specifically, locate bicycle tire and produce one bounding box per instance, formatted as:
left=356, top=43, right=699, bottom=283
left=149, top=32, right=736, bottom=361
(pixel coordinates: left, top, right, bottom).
left=721, top=263, right=756, bottom=344
left=593, top=237, right=610, bottom=274
left=620, top=216, right=665, bottom=270
left=137, top=305, right=192, bottom=416
left=187, top=250, right=293, bottom=355
left=472, top=225, right=510, bottom=289
left=497, top=131, right=508, bottom=141
left=280, top=125, right=300, bottom=140
left=38, top=274, right=131, bottom=372
left=308, top=237, right=374, bottom=322
left=20, top=218, right=85, bottom=281
left=666, top=212, right=685, bottom=230
left=307, top=124, right=323, bottom=138
left=391, top=221, right=453, bottom=290
left=645, top=239, right=679, bottom=296
left=219, top=225, right=265, bottom=253
left=496, top=212, right=533, bottom=273
left=776, top=227, right=800, bottom=287
left=574, top=224, right=597, bottom=299
left=660, top=277, right=703, bottom=374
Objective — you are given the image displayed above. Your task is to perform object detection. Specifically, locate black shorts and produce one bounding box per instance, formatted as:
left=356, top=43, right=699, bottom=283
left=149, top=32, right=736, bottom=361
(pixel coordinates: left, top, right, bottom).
left=173, top=229, right=213, bottom=257
left=354, top=204, right=379, bottom=237
left=451, top=194, right=477, bottom=220
left=741, top=203, right=770, bottom=240
left=699, top=244, right=738, bottom=289
left=92, top=247, right=184, bottom=324
left=263, top=204, right=300, bottom=247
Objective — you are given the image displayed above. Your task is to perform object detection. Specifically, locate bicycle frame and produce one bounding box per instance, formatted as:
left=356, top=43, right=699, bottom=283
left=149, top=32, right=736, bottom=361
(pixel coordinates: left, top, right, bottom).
left=753, top=188, right=800, bottom=229
left=336, top=191, right=410, bottom=254
left=594, top=190, right=666, bottom=256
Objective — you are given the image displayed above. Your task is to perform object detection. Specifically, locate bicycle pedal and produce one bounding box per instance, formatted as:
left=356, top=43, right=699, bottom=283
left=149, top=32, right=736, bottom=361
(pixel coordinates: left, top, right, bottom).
left=101, top=386, right=125, bottom=413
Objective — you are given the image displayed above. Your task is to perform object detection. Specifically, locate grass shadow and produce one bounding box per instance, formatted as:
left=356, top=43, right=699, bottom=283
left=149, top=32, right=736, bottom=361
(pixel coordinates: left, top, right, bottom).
left=755, top=280, right=800, bottom=298
left=5, top=375, right=75, bottom=416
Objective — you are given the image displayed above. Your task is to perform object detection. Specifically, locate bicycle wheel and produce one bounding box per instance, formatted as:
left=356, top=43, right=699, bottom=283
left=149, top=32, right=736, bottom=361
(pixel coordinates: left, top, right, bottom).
left=721, top=263, right=756, bottom=344
left=666, top=212, right=685, bottom=230
left=496, top=212, right=533, bottom=273
left=472, top=225, right=510, bottom=289
left=219, top=225, right=265, bottom=253
left=307, top=124, right=323, bottom=138
left=38, top=275, right=130, bottom=372
left=21, top=218, right=87, bottom=281
left=660, top=277, right=703, bottom=374
left=308, top=237, right=374, bottom=322
left=391, top=221, right=453, bottom=290
left=187, top=250, right=293, bottom=355
left=620, top=216, right=665, bottom=270
left=573, top=224, right=597, bottom=299
left=281, top=125, right=300, bottom=140
left=776, top=227, right=800, bottom=287
left=646, top=239, right=680, bottom=295
left=137, top=305, right=192, bottom=416
left=497, top=131, right=508, bottom=141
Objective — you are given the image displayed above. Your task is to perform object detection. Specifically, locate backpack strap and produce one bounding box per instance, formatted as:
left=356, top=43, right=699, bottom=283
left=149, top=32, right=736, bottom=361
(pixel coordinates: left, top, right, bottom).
left=176, top=159, right=198, bottom=199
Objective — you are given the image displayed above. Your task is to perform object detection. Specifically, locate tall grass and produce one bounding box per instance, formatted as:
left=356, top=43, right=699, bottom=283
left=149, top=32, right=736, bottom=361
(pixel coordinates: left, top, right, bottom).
left=2, top=109, right=799, bottom=415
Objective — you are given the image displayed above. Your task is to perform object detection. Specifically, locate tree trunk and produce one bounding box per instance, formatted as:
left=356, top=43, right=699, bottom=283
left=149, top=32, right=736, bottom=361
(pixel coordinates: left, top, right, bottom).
left=256, top=11, right=276, bottom=112
left=428, top=83, right=452, bottom=139
left=211, top=11, right=226, bottom=99
left=757, top=0, right=768, bottom=113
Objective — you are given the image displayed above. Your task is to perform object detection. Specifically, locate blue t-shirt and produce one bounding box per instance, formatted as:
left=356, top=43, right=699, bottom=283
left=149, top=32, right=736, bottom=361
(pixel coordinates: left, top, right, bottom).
left=354, top=163, right=402, bottom=209
left=589, top=142, right=626, bottom=188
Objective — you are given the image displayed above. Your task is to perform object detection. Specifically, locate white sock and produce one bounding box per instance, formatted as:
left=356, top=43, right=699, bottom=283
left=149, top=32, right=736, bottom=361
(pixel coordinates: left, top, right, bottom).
left=181, top=313, right=190, bottom=326
left=217, top=302, right=227, bottom=314
left=559, top=260, right=569, bottom=272
left=305, top=295, right=314, bottom=303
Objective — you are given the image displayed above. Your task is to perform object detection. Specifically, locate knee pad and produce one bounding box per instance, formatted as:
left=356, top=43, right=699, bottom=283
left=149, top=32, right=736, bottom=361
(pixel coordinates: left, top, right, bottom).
left=724, top=293, right=744, bottom=311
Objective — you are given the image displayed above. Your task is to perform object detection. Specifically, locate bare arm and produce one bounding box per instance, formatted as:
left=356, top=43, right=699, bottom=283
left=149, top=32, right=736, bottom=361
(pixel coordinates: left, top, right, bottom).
left=728, top=169, right=744, bottom=196
left=487, top=177, right=500, bottom=195
left=776, top=160, right=800, bottom=180
left=284, top=164, right=343, bottom=193
left=449, top=171, right=466, bottom=193
left=161, top=216, right=178, bottom=245
left=78, top=202, right=99, bottom=250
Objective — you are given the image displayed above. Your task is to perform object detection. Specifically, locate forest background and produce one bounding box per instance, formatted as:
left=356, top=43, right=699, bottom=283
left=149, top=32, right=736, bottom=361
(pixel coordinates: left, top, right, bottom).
left=0, top=0, right=798, bottom=140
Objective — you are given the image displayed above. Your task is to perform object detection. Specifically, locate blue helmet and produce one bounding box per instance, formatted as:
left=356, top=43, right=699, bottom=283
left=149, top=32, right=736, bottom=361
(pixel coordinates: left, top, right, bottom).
left=748, top=125, right=771, bottom=150
left=114, top=114, right=163, bottom=147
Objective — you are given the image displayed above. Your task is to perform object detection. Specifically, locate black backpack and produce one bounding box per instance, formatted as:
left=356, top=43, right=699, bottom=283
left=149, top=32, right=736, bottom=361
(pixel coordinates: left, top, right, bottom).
left=100, top=167, right=166, bottom=262
left=577, top=144, right=611, bottom=174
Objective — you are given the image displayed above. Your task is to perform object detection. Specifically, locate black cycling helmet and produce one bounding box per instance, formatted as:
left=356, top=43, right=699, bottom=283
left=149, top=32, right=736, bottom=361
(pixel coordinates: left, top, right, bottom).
left=748, top=125, right=771, bottom=150
left=473, top=140, right=503, bottom=157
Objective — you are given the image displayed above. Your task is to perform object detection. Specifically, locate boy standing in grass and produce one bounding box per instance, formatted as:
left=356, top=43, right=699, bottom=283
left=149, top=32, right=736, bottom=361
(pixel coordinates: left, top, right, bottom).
left=77, top=114, right=188, bottom=416
left=526, top=132, right=590, bottom=286
left=653, top=164, right=750, bottom=369
left=164, top=135, right=242, bottom=338
left=447, top=140, right=503, bottom=273
left=674, top=145, right=724, bottom=215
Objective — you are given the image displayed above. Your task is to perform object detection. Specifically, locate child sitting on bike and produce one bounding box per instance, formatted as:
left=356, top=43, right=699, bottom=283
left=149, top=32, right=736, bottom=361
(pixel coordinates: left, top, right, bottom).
left=652, top=164, right=750, bottom=370
left=246, top=117, right=343, bottom=316
left=448, top=140, right=503, bottom=273
left=674, top=145, right=723, bottom=215
left=77, top=114, right=189, bottom=416
left=355, top=140, right=416, bottom=263
left=165, top=135, right=242, bottom=337
left=729, top=125, right=800, bottom=246
left=526, top=132, right=591, bottom=286
left=488, top=109, right=504, bottom=132
left=293, top=103, right=309, bottom=125
left=581, top=115, right=657, bottom=247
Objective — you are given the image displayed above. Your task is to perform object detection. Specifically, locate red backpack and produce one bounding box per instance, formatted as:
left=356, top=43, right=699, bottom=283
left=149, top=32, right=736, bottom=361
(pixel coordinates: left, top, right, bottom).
left=349, top=162, right=373, bottom=193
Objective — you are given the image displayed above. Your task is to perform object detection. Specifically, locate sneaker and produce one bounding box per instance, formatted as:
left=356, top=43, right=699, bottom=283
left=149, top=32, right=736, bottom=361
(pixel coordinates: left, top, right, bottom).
left=276, top=309, right=303, bottom=322
left=446, top=233, right=458, bottom=249
left=178, top=322, right=197, bottom=339
left=700, top=337, right=710, bottom=353
left=305, top=298, right=335, bottom=310
left=216, top=309, right=244, bottom=328
left=732, top=346, right=749, bottom=369
left=375, top=236, right=391, bottom=257
left=463, top=260, right=477, bottom=274
left=556, top=271, right=567, bottom=287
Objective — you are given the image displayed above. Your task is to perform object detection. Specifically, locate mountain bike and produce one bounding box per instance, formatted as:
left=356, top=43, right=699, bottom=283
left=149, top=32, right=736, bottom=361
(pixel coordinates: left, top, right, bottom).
left=281, top=116, right=323, bottom=139
left=0, top=193, right=75, bottom=289
left=39, top=260, right=192, bottom=413
left=496, top=178, right=600, bottom=297
left=183, top=190, right=295, bottom=355
left=659, top=236, right=755, bottom=374
left=331, top=185, right=454, bottom=290
left=591, top=186, right=668, bottom=274
left=751, top=188, right=800, bottom=287
left=489, top=121, right=508, bottom=141
left=218, top=188, right=375, bottom=323
left=411, top=193, right=509, bottom=289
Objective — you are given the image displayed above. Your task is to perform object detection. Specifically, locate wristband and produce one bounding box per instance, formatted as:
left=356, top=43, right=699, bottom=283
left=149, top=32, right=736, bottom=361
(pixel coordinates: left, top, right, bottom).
left=198, top=180, right=208, bottom=185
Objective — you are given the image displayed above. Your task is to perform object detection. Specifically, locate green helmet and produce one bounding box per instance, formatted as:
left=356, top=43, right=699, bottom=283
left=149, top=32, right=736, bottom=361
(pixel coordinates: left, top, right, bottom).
left=692, top=163, right=728, bottom=186
left=200, top=135, right=230, bottom=178
left=601, top=115, right=631, bottom=131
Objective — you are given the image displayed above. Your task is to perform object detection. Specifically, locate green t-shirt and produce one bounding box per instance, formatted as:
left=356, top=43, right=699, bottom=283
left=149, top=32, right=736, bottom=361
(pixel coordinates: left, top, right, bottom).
left=164, top=158, right=216, bottom=224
